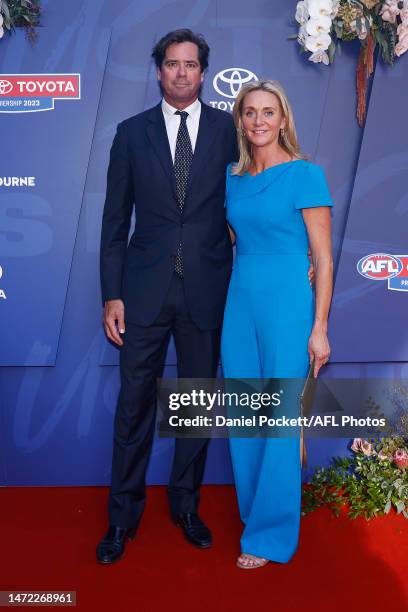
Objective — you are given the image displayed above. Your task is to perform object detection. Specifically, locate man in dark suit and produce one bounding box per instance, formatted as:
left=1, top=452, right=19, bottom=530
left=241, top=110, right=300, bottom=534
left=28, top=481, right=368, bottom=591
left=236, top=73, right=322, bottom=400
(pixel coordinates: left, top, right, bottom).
left=97, top=29, right=238, bottom=564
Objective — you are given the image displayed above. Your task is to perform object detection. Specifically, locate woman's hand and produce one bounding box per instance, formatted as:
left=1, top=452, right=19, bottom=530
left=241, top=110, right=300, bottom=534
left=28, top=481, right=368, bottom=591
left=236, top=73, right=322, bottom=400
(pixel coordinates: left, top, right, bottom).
left=308, top=325, right=330, bottom=378
left=228, top=224, right=236, bottom=246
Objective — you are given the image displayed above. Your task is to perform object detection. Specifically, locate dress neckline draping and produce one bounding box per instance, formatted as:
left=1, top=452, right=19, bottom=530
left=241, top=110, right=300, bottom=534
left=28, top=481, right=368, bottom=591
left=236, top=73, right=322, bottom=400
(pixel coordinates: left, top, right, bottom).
left=245, top=159, right=303, bottom=177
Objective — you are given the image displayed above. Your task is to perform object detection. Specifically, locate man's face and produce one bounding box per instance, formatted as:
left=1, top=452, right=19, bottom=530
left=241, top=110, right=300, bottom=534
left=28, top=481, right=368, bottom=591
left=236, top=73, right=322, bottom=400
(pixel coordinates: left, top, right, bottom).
left=157, top=41, right=204, bottom=108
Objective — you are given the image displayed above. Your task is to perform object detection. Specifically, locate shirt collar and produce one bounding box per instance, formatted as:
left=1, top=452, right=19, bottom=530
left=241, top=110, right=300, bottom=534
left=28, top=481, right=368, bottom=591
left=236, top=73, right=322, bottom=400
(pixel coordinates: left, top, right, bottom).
left=161, top=97, right=201, bottom=119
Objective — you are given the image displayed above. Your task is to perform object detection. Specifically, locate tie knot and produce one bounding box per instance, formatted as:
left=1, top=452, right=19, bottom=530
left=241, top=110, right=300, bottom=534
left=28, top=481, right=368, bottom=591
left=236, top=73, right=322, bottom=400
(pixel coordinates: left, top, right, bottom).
left=175, top=110, right=189, bottom=122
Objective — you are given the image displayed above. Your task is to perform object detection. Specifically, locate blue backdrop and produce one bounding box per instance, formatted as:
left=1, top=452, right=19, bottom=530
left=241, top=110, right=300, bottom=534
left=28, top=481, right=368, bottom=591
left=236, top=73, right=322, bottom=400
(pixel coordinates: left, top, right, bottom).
left=0, top=0, right=407, bottom=485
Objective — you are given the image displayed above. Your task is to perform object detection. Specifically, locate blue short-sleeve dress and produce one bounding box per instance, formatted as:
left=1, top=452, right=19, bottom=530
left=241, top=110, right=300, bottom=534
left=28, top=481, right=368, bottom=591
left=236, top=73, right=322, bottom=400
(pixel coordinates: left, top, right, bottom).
left=221, top=159, right=333, bottom=562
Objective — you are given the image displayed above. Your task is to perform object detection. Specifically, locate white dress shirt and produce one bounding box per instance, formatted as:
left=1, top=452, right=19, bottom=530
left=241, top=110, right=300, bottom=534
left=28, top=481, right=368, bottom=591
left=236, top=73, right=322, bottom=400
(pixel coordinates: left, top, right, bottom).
left=161, top=98, right=201, bottom=163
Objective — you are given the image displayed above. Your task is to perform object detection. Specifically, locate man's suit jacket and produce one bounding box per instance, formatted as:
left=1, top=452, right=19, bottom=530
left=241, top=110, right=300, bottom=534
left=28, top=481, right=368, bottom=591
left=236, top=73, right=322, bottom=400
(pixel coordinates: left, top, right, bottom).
left=100, top=101, right=238, bottom=330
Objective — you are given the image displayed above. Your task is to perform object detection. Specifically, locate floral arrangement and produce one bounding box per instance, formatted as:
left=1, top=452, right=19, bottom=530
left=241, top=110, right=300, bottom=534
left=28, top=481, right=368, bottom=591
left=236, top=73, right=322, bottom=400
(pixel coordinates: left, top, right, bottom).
left=302, top=436, right=408, bottom=519
left=294, top=1, right=408, bottom=125
left=0, top=0, right=41, bottom=43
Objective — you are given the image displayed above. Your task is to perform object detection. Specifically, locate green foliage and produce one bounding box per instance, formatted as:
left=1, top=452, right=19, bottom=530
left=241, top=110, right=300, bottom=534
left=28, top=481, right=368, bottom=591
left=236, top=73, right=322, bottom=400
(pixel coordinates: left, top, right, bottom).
left=302, top=439, right=408, bottom=520
left=0, top=0, right=41, bottom=41
left=328, top=40, right=337, bottom=63
left=381, top=21, right=397, bottom=64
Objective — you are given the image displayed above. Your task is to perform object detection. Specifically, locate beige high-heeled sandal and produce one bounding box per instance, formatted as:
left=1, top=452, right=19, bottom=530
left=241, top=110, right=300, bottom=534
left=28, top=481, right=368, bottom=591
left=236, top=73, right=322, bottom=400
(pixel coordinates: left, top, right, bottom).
left=236, top=553, right=269, bottom=569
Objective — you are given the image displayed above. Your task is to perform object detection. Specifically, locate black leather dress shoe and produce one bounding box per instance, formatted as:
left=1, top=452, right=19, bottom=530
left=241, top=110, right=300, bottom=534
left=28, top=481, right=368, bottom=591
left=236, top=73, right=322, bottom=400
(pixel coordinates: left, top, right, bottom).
left=172, top=513, right=212, bottom=548
left=96, top=525, right=137, bottom=564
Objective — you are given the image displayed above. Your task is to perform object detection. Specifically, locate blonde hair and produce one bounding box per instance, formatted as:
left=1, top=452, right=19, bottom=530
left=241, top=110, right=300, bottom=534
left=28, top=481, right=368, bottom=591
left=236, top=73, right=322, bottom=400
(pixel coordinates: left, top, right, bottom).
left=231, top=79, right=307, bottom=176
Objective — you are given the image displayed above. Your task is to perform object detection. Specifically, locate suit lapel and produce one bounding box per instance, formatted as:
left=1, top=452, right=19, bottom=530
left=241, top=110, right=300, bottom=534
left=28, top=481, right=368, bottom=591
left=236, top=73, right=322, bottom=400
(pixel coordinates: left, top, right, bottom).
left=145, top=101, right=218, bottom=202
left=187, top=102, right=218, bottom=194
left=146, top=103, right=177, bottom=198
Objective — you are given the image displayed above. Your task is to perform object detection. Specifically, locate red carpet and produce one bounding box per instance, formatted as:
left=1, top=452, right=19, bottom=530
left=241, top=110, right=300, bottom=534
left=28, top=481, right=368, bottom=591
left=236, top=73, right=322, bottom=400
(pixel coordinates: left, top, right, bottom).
left=1, top=486, right=407, bottom=611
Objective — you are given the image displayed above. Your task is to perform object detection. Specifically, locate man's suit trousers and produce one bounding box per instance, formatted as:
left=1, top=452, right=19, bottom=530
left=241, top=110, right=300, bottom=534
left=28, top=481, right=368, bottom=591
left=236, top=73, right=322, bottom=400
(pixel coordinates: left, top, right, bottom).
left=108, top=272, right=221, bottom=527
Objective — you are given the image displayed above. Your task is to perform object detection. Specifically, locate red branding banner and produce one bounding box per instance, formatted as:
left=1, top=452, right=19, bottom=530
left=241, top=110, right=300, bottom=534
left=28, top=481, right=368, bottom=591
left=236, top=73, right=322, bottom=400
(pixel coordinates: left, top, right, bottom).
left=0, top=74, right=80, bottom=98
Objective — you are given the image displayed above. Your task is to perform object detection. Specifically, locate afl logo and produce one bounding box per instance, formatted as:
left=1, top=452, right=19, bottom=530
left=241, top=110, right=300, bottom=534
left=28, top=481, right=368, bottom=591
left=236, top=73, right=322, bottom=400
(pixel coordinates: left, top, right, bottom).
left=0, top=80, right=13, bottom=95
left=357, top=253, right=403, bottom=280
left=213, top=68, right=258, bottom=99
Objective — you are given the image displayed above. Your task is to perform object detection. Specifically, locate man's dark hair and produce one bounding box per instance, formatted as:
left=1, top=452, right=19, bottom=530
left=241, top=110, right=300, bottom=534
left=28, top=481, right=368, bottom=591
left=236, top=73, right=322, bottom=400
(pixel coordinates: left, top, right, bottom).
left=152, top=29, right=210, bottom=72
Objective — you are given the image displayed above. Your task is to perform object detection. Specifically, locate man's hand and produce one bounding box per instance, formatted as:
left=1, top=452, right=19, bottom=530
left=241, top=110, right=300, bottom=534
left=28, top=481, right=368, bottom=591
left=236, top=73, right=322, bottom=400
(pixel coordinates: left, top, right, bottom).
left=103, top=299, right=125, bottom=346
left=307, top=248, right=315, bottom=286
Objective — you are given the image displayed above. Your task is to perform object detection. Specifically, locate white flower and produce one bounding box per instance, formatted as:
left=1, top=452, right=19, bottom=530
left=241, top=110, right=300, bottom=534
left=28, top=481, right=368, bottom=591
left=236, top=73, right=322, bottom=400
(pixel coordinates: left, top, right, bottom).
left=296, top=1, right=310, bottom=25
left=298, top=24, right=308, bottom=46
left=397, top=20, right=408, bottom=37
left=395, top=30, right=408, bottom=55
left=306, top=16, right=332, bottom=36
left=400, top=8, right=408, bottom=22
left=380, top=0, right=401, bottom=24
left=309, top=49, right=330, bottom=64
left=305, top=32, right=332, bottom=52
left=331, top=0, right=340, bottom=18
left=0, top=27, right=3, bottom=40
left=308, top=0, right=333, bottom=19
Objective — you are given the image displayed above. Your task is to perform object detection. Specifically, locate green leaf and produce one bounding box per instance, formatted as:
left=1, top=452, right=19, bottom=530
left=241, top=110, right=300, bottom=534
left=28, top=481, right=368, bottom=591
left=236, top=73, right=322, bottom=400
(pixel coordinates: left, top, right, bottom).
left=328, top=40, right=336, bottom=63
left=2, top=1, right=11, bottom=22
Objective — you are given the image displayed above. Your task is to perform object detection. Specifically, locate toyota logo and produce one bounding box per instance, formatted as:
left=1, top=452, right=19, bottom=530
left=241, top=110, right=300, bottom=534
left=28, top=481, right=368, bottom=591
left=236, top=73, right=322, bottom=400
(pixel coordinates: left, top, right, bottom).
left=0, top=80, right=13, bottom=95
left=213, top=68, right=258, bottom=99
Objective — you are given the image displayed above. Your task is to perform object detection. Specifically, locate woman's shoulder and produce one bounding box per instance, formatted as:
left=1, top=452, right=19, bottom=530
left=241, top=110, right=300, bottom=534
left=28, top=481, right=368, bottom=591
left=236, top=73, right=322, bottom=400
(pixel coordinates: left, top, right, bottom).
left=226, top=162, right=243, bottom=185
left=292, top=158, right=312, bottom=169
left=293, top=159, right=333, bottom=208
left=227, top=162, right=239, bottom=175
left=292, top=159, right=328, bottom=180
left=293, top=158, right=324, bottom=171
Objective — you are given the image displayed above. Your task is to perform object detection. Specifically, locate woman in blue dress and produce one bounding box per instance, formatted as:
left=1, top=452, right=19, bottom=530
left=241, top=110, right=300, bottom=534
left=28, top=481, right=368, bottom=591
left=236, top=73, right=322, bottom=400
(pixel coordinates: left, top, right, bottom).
left=221, top=80, right=333, bottom=569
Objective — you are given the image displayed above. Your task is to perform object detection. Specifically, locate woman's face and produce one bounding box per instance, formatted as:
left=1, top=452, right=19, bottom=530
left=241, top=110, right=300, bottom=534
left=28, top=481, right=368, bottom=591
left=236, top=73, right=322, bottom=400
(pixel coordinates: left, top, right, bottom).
left=241, top=90, right=286, bottom=149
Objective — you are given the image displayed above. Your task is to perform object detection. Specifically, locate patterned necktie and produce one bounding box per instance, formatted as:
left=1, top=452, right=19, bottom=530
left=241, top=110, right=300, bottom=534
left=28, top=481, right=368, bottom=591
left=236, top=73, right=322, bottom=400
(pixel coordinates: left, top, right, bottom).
left=173, top=110, right=193, bottom=277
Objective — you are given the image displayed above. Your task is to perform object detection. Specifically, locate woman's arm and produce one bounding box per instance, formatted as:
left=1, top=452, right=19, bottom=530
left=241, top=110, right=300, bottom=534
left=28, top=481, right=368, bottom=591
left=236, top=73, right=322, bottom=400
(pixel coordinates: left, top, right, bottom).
left=302, top=207, right=333, bottom=377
